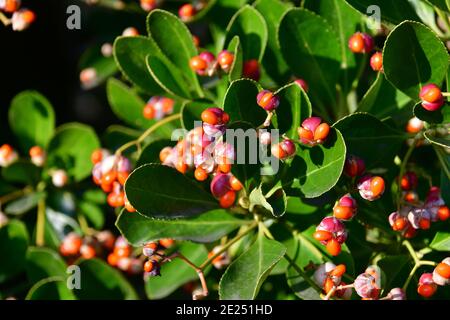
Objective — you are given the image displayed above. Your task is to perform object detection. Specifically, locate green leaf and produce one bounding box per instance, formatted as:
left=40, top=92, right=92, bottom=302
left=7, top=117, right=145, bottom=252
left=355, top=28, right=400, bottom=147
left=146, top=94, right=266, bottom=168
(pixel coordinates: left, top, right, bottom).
left=223, top=79, right=266, bottom=128
left=358, top=72, right=413, bottom=118
left=279, top=8, right=341, bottom=108
left=226, top=36, right=244, bottom=82
left=79, top=43, right=117, bottom=89
left=146, top=9, right=202, bottom=96
left=275, top=82, right=312, bottom=139
left=254, top=0, right=292, bottom=83
left=304, top=0, right=362, bottom=92
left=107, top=78, right=153, bottom=129
left=225, top=5, right=268, bottom=61
left=430, top=231, right=450, bottom=251
left=288, top=128, right=346, bottom=198
left=75, top=258, right=138, bottom=300
left=2, top=161, right=41, bottom=186
left=25, top=247, right=67, bottom=283
left=125, top=164, right=218, bottom=219
left=424, top=129, right=450, bottom=149
left=78, top=201, right=105, bottom=230
left=102, top=125, right=141, bottom=151
left=46, top=123, right=100, bottom=182
left=383, top=21, right=449, bottom=100
left=0, top=220, right=29, bottom=283
left=181, top=99, right=214, bottom=131
left=249, top=184, right=287, bottom=217
left=26, top=276, right=76, bottom=300
left=425, top=0, right=450, bottom=12
left=116, top=209, right=247, bottom=245
left=4, top=192, right=46, bottom=215
left=334, top=113, right=406, bottom=169
left=8, top=91, right=55, bottom=152
left=219, top=233, right=286, bottom=300
left=146, top=54, right=193, bottom=99
left=113, top=36, right=164, bottom=94
left=344, top=0, right=420, bottom=25
left=145, top=242, right=208, bottom=299
left=377, top=255, right=411, bottom=290
left=45, top=208, right=82, bottom=241
left=414, top=102, right=450, bottom=125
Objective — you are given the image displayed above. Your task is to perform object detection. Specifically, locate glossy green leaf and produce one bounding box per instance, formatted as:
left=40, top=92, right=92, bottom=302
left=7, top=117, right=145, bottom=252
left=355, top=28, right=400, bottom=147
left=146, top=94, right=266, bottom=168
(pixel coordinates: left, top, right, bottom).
left=25, top=247, right=67, bottom=284
left=26, top=276, right=76, bottom=300
left=304, top=0, right=362, bottom=92
left=0, top=220, right=29, bottom=283
left=78, top=201, right=105, bottom=230
left=4, top=192, right=46, bottom=215
left=275, top=82, right=312, bottom=138
left=125, top=164, right=218, bottom=219
left=145, top=242, right=208, bottom=299
left=424, top=129, right=450, bottom=149
left=288, top=128, right=346, bottom=198
left=254, top=0, right=292, bottom=83
left=223, top=79, right=266, bottom=127
left=344, top=0, right=420, bottom=25
left=107, top=78, right=153, bottom=129
left=116, top=209, right=247, bottom=245
left=430, top=231, right=450, bottom=251
left=146, top=10, right=202, bottom=96
left=334, top=113, right=406, bottom=169
left=377, top=255, right=411, bottom=290
left=113, top=36, right=164, bottom=94
left=146, top=54, right=192, bottom=99
left=219, top=233, right=286, bottom=300
left=279, top=8, right=341, bottom=108
left=75, top=258, right=138, bottom=300
left=181, top=100, right=214, bottom=131
left=358, top=73, right=413, bottom=118
left=225, top=5, right=268, bottom=61
left=46, top=123, right=100, bottom=182
left=425, top=0, right=450, bottom=12
left=383, top=21, right=449, bottom=99
left=2, top=161, right=41, bottom=186
left=8, top=91, right=55, bottom=152
left=226, top=36, right=243, bottom=82
left=102, top=125, right=141, bottom=151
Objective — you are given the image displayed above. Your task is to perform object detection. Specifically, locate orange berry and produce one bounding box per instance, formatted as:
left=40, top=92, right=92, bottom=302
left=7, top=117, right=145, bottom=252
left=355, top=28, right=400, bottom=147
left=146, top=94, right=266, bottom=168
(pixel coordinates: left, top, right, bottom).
left=159, top=147, right=172, bottom=163
left=101, top=180, right=113, bottom=193
left=80, top=245, right=96, bottom=259
left=438, top=206, right=450, bottom=221
left=326, top=239, right=341, bottom=256
left=194, top=167, right=208, bottom=181
left=114, top=246, right=130, bottom=258
left=102, top=171, right=117, bottom=185
left=219, top=190, right=236, bottom=208
left=298, top=127, right=314, bottom=143
left=370, top=176, right=385, bottom=198
left=189, top=56, right=207, bottom=71
left=107, top=192, right=118, bottom=207
left=393, top=217, right=407, bottom=231
left=144, top=260, right=155, bottom=273
left=178, top=3, right=196, bottom=20
left=107, top=253, right=119, bottom=267
left=229, top=176, right=242, bottom=191
left=143, top=104, right=155, bottom=119
left=175, top=158, right=188, bottom=174
left=116, top=192, right=125, bottom=207
left=91, top=149, right=103, bottom=164
left=218, top=163, right=231, bottom=174
left=324, top=277, right=335, bottom=294
left=124, top=198, right=136, bottom=213
left=29, top=146, right=43, bottom=157
left=4, top=0, right=20, bottom=13
left=348, top=33, right=365, bottom=53
left=419, top=218, right=431, bottom=230
left=421, top=86, right=442, bottom=103
left=436, top=262, right=450, bottom=279
left=313, top=230, right=332, bottom=242
left=117, top=171, right=129, bottom=185
left=330, top=264, right=346, bottom=277
left=313, top=123, right=330, bottom=141
left=201, top=109, right=220, bottom=125
left=333, top=205, right=353, bottom=220
left=159, top=239, right=174, bottom=248
left=370, top=52, right=383, bottom=71
left=270, top=144, right=287, bottom=160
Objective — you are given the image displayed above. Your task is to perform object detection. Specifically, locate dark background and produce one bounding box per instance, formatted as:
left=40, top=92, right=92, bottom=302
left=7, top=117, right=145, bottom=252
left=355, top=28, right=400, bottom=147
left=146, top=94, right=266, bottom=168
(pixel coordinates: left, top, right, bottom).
left=0, top=0, right=148, bottom=144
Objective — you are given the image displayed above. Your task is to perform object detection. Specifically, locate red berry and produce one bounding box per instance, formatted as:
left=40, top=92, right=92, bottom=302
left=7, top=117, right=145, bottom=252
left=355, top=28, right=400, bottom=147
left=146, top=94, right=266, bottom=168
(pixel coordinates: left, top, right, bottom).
left=3, top=0, right=21, bottom=13
left=194, top=167, right=208, bottom=181
left=219, top=190, right=236, bottom=208
left=256, top=90, right=279, bottom=111
left=400, top=171, right=418, bottom=190
left=438, top=206, right=450, bottom=221
left=418, top=283, right=437, bottom=298
left=370, top=52, right=383, bottom=71
left=210, top=173, right=232, bottom=198
left=420, top=84, right=444, bottom=111
left=348, top=33, right=365, bottom=53
left=393, top=217, right=408, bottom=231
left=294, top=79, right=309, bottom=92
left=143, top=104, right=155, bottom=119
left=178, top=3, right=196, bottom=21
left=107, top=253, right=119, bottom=266
left=344, top=155, right=366, bottom=177
left=80, top=244, right=96, bottom=259
left=243, top=59, right=260, bottom=80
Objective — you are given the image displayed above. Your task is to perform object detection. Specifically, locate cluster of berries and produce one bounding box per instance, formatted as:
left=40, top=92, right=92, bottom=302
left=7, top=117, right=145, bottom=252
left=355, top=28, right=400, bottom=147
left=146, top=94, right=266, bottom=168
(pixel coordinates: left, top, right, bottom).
left=190, top=50, right=235, bottom=77
left=159, top=108, right=242, bottom=208
left=60, top=231, right=144, bottom=274
left=418, top=257, right=450, bottom=298
left=0, top=0, right=35, bottom=31
left=142, top=96, right=175, bottom=120
left=178, top=1, right=207, bottom=22
left=389, top=182, right=449, bottom=238
left=141, top=239, right=174, bottom=278
left=313, top=156, right=386, bottom=256
left=313, top=262, right=352, bottom=299
left=0, top=144, right=70, bottom=188
left=91, top=149, right=135, bottom=211
left=419, top=83, right=446, bottom=112
left=348, top=32, right=383, bottom=72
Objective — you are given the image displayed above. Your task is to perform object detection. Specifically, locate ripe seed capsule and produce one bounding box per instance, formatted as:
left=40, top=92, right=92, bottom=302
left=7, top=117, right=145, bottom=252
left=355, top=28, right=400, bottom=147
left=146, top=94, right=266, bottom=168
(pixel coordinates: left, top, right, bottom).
left=344, top=155, right=366, bottom=177
left=400, top=171, right=418, bottom=191
left=271, top=139, right=296, bottom=160
left=257, top=90, right=279, bottom=112
left=420, top=84, right=444, bottom=111
left=326, top=238, right=341, bottom=256
left=178, top=3, right=196, bottom=21
left=217, top=50, right=234, bottom=73
left=313, top=230, right=333, bottom=242
left=370, top=176, right=385, bottom=198
left=348, top=32, right=373, bottom=53
left=194, top=167, right=208, bottom=181
left=333, top=205, right=354, bottom=220
left=438, top=206, right=450, bottom=221
left=435, top=262, right=450, bottom=279
left=219, top=190, right=236, bottom=208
